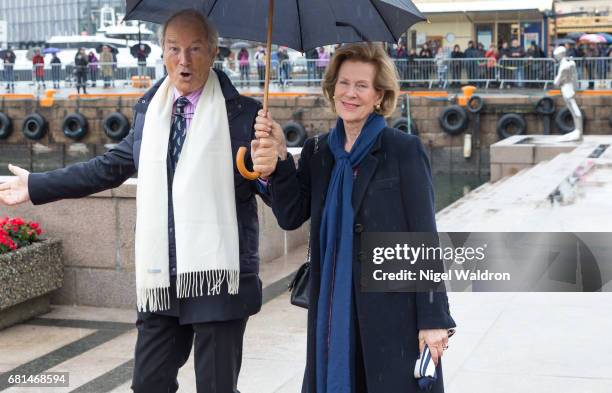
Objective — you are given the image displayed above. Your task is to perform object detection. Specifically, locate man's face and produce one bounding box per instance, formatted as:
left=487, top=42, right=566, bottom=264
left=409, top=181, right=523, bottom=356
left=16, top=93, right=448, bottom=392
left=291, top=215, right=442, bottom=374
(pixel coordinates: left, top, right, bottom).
left=163, top=17, right=216, bottom=95
left=512, top=39, right=519, bottom=48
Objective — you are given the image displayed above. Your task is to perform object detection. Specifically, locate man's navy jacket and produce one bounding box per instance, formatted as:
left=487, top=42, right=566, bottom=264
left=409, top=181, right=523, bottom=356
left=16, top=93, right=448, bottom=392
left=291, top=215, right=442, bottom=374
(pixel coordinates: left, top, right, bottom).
left=28, top=69, right=269, bottom=324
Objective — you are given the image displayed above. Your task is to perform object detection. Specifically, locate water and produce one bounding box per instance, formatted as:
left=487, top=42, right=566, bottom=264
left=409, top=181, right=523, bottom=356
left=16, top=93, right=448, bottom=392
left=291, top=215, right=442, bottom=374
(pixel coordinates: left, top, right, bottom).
left=433, top=173, right=488, bottom=212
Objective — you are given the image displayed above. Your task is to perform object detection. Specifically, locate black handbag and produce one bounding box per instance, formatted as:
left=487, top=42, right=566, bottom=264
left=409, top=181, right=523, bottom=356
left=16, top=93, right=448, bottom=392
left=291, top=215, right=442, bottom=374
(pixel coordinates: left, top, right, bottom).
left=288, top=249, right=310, bottom=309
left=288, top=135, right=319, bottom=309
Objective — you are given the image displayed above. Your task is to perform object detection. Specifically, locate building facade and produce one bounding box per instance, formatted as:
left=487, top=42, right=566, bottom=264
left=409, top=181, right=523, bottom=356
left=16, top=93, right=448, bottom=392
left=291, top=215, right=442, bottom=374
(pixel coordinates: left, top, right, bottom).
left=410, top=0, right=553, bottom=53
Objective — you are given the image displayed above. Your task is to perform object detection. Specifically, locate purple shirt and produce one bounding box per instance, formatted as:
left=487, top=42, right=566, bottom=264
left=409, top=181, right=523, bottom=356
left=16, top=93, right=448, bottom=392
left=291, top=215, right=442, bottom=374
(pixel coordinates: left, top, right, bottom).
left=172, top=86, right=203, bottom=131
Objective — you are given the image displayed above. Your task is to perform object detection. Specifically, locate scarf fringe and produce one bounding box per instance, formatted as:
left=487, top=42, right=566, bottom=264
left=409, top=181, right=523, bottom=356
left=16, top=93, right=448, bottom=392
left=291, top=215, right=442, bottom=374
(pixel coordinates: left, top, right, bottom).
left=176, top=270, right=240, bottom=299
left=137, top=286, right=171, bottom=313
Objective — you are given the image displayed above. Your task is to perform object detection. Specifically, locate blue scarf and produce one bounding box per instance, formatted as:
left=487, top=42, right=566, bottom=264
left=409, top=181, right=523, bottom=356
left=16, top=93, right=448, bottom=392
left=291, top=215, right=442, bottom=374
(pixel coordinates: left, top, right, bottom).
left=316, top=113, right=386, bottom=393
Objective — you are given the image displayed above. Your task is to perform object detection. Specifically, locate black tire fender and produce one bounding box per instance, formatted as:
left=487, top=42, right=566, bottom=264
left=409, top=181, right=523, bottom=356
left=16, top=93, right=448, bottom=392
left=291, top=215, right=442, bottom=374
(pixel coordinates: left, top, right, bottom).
left=0, top=112, right=13, bottom=140
left=389, top=117, right=418, bottom=135
left=467, top=95, right=484, bottom=114
left=62, top=112, right=89, bottom=140
left=554, top=107, right=585, bottom=134
left=496, top=113, right=527, bottom=140
left=102, top=112, right=130, bottom=141
left=534, top=97, right=555, bottom=116
left=283, top=121, right=307, bottom=147
left=439, top=105, right=468, bottom=135
left=21, top=113, right=48, bottom=140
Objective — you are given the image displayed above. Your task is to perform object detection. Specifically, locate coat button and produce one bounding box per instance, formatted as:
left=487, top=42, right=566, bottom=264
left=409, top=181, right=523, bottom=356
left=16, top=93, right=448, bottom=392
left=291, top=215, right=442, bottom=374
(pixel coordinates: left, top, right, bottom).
left=354, top=223, right=363, bottom=233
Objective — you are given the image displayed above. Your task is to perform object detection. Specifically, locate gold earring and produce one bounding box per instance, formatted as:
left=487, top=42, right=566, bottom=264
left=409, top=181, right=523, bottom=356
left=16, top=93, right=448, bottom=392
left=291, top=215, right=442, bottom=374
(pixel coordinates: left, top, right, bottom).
left=375, top=103, right=381, bottom=111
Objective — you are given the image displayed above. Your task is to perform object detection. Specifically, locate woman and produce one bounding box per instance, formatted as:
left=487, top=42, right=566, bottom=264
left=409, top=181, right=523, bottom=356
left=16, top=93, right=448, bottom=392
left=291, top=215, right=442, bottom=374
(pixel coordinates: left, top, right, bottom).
left=32, top=49, right=45, bottom=90
left=238, top=47, right=250, bottom=87
left=316, top=47, right=330, bottom=80
left=485, top=46, right=499, bottom=86
left=252, top=43, right=455, bottom=393
left=88, top=51, right=98, bottom=87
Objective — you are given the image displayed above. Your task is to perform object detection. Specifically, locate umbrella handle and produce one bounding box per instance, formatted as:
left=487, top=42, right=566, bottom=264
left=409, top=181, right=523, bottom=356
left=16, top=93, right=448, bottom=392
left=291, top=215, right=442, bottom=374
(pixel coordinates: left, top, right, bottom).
left=236, top=146, right=260, bottom=181
left=236, top=0, right=274, bottom=181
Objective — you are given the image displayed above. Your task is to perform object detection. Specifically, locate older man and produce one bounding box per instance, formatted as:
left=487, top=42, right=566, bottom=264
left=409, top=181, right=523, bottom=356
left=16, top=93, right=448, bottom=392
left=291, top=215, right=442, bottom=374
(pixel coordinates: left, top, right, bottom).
left=0, top=10, right=277, bottom=393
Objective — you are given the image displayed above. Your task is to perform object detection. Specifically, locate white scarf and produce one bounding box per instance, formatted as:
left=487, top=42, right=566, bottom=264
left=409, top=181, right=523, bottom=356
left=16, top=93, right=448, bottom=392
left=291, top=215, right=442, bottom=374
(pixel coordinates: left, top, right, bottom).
left=135, top=70, right=240, bottom=312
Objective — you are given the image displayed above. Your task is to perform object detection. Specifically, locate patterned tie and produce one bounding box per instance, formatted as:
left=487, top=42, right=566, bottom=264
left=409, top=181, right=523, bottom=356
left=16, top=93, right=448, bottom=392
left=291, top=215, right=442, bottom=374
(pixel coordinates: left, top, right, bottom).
left=169, top=96, right=190, bottom=168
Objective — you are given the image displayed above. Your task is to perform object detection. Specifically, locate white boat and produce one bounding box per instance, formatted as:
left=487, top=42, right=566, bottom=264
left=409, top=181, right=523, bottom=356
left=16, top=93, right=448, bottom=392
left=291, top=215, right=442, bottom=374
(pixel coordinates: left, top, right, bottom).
left=12, top=5, right=162, bottom=71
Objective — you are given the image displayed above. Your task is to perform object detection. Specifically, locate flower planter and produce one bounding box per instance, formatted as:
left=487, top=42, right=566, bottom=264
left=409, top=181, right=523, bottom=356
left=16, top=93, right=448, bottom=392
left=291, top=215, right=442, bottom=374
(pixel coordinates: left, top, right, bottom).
left=0, top=239, right=63, bottom=330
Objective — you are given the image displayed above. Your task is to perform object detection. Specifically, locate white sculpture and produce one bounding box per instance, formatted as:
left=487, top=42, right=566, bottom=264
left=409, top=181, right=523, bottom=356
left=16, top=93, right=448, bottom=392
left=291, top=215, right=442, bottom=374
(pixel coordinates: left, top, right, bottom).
left=553, top=46, right=582, bottom=142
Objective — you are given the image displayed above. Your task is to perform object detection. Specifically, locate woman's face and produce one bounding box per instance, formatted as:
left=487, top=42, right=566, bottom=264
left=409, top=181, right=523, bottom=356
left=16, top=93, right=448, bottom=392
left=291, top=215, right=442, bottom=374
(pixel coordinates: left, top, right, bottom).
left=333, top=60, right=383, bottom=126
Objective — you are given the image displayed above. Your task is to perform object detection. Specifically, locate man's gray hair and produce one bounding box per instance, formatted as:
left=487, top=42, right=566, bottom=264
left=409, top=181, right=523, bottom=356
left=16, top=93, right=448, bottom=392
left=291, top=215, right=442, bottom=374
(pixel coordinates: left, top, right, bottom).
left=158, top=9, right=219, bottom=55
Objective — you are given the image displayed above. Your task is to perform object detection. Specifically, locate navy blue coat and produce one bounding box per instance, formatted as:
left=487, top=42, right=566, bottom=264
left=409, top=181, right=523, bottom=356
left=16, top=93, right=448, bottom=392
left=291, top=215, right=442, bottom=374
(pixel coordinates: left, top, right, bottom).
left=270, top=129, right=456, bottom=393
left=28, top=70, right=269, bottom=324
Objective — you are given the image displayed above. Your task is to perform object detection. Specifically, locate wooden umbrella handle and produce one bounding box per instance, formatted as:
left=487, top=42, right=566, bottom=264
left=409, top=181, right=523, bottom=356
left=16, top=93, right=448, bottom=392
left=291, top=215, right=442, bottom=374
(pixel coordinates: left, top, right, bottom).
left=236, top=0, right=274, bottom=180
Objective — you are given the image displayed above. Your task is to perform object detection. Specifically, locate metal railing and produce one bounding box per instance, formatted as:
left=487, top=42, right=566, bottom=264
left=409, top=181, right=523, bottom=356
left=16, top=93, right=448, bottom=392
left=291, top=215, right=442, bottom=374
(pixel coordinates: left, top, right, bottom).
left=3, top=57, right=611, bottom=90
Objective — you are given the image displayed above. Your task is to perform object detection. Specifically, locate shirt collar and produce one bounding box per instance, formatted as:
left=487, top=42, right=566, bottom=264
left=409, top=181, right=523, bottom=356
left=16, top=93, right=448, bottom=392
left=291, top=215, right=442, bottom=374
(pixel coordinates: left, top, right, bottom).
left=172, top=86, right=204, bottom=105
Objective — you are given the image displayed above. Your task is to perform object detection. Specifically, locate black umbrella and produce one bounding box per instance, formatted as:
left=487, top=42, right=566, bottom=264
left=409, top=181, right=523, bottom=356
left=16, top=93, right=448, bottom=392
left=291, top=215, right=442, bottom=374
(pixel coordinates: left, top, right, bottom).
left=96, top=43, right=119, bottom=54
left=130, top=43, right=152, bottom=58
left=125, top=0, right=426, bottom=179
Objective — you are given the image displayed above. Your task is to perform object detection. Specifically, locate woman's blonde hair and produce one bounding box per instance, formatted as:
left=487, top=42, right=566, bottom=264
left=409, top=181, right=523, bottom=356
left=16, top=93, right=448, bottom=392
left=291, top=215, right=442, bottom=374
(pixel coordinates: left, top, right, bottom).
left=322, top=42, right=399, bottom=118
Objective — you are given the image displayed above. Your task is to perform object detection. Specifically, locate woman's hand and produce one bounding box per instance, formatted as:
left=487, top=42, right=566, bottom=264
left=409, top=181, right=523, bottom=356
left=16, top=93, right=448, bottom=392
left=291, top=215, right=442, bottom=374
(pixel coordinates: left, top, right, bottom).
left=251, top=110, right=287, bottom=179
left=418, top=329, right=449, bottom=366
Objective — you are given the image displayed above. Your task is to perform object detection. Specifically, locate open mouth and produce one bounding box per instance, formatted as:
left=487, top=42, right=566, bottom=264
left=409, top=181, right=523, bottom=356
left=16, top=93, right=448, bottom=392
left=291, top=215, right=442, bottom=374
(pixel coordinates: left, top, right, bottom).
left=179, top=71, right=192, bottom=80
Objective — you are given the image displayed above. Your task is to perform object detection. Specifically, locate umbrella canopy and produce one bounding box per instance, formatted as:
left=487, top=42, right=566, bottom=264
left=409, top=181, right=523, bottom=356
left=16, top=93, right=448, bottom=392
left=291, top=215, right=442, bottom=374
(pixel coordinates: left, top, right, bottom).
left=599, top=33, right=612, bottom=44
left=125, top=0, right=426, bottom=180
left=578, top=34, right=607, bottom=44
left=130, top=43, right=152, bottom=58
left=43, top=47, right=61, bottom=55
left=125, top=0, right=426, bottom=52
left=230, top=41, right=252, bottom=49
left=96, top=43, right=119, bottom=54
left=566, top=32, right=586, bottom=40
left=553, top=38, right=575, bottom=46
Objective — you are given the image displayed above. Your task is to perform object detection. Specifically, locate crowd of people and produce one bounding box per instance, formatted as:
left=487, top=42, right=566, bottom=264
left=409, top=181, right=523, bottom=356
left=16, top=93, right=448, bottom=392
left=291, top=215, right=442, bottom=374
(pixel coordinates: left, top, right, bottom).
left=1, top=44, right=121, bottom=94
left=3, top=37, right=612, bottom=93
left=389, top=38, right=612, bottom=88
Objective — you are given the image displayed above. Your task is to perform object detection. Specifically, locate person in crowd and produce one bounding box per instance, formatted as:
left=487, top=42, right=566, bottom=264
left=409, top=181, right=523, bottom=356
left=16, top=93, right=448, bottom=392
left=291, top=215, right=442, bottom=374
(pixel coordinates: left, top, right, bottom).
left=99, top=45, right=114, bottom=89
left=485, top=45, right=499, bottom=86
left=434, top=47, right=448, bottom=88
left=3, top=46, right=16, bottom=92
left=316, top=47, right=330, bottom=80
left=463, top=40, right=479, bottom=85
left=32, top=48, right=45, bottom=90
left=255, top=46, right=266, bottom=87
left=277, top=46, right=290, bottom=86
left=88, top=51, right=98, bottom=87
left=74, top=47, right=89, bottom=94
left=251, top=42, right=456, bottom=393
left=305, top=47, right=319, bottom=86
left=50, top=52, right=62, bottom=89
left=238, top=47, right=250, bottom=87
left=419, top=43, right=433, bottom=84
left=450, top=44, right=463, bottom=87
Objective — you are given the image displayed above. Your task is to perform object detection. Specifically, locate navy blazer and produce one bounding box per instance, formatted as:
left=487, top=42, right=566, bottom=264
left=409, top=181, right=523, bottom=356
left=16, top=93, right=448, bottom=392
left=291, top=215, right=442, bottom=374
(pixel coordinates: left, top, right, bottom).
left=270, top=129, right=456, bottom=393
left=28, top=70, right=269, bottom=324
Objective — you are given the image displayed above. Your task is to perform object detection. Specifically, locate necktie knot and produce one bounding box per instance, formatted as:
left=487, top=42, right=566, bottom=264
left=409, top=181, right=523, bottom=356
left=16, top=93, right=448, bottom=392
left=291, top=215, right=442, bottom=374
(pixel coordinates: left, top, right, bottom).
left=175, top=96, right=190, bottom=114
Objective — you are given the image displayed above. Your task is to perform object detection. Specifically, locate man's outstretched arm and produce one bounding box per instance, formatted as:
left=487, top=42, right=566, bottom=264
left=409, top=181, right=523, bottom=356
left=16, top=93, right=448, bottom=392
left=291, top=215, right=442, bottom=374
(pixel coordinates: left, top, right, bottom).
left=1, top=130, right=137, bottom=206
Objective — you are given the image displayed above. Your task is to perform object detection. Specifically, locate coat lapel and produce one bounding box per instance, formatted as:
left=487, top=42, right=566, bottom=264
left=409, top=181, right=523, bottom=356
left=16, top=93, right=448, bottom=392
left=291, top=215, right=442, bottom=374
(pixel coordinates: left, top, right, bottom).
left=352, top=132, right=383, bottom=214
